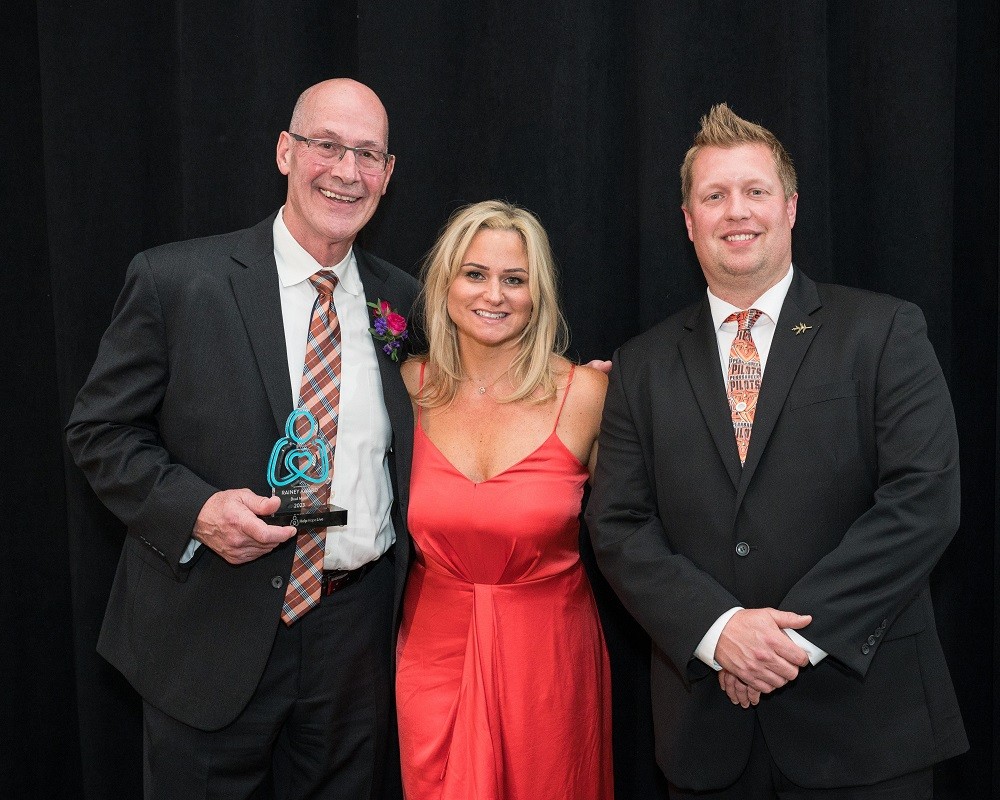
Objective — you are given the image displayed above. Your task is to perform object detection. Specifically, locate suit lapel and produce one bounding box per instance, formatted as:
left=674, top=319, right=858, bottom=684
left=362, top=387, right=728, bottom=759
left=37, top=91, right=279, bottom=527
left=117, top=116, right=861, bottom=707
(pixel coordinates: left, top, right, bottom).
left=737, top=271, right=822, bottom=497
left=679, top=299, right=743, bottom=488
left=229, top=214, right=293, bottom=434
left=355, top=249, right=414, bottom=516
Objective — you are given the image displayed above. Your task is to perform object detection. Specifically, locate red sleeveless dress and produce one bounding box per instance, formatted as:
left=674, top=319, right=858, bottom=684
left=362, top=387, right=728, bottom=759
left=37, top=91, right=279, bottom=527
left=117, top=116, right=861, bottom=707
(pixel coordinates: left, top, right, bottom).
left=396, top=366, right=613, bottom=800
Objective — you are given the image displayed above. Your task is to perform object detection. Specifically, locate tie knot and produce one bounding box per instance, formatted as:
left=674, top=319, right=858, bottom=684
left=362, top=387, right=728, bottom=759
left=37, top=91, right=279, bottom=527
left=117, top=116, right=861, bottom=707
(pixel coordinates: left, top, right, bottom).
left=727, top=308, right=763, bottom=331
left=309, top=271, right=339, bottom=296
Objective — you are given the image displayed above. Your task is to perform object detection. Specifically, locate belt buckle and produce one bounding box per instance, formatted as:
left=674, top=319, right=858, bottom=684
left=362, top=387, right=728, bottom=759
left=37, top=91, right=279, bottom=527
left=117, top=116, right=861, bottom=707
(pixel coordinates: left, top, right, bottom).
left=321, top=569, right=351, bottom=596
left=320, top=554, right=382, bottom=597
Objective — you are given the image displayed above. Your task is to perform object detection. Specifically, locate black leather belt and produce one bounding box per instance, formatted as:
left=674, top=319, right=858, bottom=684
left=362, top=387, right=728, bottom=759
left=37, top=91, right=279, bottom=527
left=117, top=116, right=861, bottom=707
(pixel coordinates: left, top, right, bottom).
left=321, top=553, right=385, bottom=596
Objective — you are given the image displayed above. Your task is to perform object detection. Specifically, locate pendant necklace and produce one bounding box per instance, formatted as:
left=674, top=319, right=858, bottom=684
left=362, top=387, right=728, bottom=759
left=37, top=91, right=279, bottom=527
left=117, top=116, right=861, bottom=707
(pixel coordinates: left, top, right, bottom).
left=468, top=371, right=509, bottom=396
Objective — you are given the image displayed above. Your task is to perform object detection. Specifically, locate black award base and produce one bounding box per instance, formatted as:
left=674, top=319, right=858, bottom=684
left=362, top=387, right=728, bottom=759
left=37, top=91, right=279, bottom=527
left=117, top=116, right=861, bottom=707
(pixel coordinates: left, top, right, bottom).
left=264, top=504, right=347, bottom=530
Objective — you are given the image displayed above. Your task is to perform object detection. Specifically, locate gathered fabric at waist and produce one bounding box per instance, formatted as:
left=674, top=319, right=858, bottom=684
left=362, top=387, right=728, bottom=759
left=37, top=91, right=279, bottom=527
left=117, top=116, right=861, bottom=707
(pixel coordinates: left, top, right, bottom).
left=413, top=548, right=584, bottom=590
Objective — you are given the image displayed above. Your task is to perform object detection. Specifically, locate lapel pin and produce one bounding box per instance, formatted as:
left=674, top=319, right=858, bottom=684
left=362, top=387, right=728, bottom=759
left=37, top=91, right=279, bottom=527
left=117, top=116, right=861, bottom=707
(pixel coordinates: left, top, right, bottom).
left=792, top=323, right=812, bottom=335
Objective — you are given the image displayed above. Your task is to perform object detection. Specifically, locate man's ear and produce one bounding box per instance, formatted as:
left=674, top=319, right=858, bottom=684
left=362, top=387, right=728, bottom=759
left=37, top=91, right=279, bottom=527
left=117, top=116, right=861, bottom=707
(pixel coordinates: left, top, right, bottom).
left=276, top=132, right=292, bottom=176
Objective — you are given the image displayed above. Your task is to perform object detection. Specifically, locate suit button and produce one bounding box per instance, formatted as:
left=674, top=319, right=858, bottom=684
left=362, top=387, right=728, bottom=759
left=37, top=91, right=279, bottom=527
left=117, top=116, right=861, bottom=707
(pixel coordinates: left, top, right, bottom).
left=735, top=542, right=750, bottom=557
left=867, top=635, right=876, bottom=646
left=271, top=576, right=283, bottom=589
left=861, top=644, right=870, bottom=655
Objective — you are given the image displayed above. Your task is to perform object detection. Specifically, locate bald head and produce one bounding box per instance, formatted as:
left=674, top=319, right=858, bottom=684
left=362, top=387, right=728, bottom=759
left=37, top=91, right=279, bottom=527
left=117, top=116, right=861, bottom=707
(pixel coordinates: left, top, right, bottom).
left=289, top=79, right=390, bottom=150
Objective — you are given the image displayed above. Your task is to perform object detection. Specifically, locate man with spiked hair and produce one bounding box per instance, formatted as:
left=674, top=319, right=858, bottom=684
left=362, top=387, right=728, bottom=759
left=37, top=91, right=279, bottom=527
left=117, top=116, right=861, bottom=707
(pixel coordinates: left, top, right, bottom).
left=588, top=104, right=967, bottom=798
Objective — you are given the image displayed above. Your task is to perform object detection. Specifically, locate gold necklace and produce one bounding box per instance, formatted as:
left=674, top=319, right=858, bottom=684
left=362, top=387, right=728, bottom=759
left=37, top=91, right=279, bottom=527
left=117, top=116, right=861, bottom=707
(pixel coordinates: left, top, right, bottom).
left=466, top=371, right=509, bottom=396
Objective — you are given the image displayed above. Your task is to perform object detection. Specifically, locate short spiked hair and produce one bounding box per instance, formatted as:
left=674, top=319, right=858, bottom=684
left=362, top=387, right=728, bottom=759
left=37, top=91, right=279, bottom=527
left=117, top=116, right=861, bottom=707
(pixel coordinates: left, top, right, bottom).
left=680, top=103, right=797, bottom=206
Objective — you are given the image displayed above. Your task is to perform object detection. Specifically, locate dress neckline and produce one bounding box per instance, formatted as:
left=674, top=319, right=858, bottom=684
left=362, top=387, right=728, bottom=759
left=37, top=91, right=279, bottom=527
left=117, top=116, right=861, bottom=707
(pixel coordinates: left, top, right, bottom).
left=415, top=362, right=582, bottom=485
left=416, top=425, right=584, bottom=485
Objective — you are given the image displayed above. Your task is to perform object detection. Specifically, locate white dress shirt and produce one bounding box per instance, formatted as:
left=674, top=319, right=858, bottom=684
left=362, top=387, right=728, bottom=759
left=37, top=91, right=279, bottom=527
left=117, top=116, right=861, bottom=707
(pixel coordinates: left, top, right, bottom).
left=273, top=209, right=395, bottom=570
left=181, top=211, right=396, bottom=569
left=693, top=265, right=827, bottom=669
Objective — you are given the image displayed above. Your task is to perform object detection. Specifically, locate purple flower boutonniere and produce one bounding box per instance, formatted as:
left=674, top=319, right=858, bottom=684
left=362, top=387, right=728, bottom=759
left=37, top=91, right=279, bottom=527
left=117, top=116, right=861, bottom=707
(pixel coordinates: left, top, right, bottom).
left=368, top=298, right=409, bottom=362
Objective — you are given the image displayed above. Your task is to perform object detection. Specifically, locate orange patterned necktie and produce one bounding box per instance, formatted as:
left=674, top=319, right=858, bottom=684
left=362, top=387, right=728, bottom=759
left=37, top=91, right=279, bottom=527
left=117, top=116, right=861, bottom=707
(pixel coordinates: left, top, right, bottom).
left=282, top=271, right=342, bottom=624
left=725, top=309, right=763, bottom=465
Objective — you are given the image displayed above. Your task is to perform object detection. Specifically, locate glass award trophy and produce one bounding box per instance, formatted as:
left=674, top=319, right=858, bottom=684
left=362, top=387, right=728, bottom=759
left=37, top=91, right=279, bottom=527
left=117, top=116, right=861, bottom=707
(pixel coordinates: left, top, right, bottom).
left=262, top=408, right=347, bottom=530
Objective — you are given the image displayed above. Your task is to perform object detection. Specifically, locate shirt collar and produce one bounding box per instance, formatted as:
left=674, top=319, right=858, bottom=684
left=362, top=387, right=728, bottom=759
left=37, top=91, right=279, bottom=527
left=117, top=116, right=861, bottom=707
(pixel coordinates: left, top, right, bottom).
left=707, top=264, right=795, bottom=330
left=272, top=206, right=362, bottom=296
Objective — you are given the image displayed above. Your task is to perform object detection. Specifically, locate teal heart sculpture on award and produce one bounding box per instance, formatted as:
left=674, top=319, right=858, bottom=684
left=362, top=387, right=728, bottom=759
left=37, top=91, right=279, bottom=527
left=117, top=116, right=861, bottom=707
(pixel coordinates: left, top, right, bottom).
left=263, top=408, right=347, bottom=530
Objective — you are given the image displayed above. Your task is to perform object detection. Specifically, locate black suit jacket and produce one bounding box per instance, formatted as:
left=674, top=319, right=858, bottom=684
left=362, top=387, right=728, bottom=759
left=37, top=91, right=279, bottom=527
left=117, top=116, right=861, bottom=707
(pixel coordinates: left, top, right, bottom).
left=586, top=269, right=967, bottom=790
left=66, top=214, right=420, bottom=731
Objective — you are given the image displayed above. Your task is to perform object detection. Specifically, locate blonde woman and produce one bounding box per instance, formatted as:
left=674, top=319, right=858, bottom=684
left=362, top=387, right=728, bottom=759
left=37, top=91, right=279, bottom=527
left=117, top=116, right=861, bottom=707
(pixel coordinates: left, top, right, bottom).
left=396, top=201, right=613, bottom=799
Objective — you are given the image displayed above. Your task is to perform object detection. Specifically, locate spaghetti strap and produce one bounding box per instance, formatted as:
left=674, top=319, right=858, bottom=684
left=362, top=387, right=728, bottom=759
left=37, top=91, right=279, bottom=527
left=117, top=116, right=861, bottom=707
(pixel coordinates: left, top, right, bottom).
left=553, top=364, right=576, bottom=430
left=416, top=362, right=427, bottom=425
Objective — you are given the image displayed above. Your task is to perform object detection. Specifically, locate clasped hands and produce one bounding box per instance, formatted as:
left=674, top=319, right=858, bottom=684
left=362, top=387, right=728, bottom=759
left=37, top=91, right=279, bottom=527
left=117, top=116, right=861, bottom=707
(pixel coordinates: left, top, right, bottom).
left=714, top=608, right=812, bottom=709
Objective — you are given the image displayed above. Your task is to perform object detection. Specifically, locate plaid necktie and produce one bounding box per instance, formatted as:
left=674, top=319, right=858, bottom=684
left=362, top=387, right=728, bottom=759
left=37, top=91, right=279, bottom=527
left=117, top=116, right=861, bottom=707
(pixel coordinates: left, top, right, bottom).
left=282, top=271, right=342, bottom=624
left=725, top=308, right=763, bottom=465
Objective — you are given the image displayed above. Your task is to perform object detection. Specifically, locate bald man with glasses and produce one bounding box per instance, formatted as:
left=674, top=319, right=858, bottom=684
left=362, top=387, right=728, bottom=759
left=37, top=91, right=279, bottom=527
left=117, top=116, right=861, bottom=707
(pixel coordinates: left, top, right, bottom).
left=68, top=79, right=419, bottom=800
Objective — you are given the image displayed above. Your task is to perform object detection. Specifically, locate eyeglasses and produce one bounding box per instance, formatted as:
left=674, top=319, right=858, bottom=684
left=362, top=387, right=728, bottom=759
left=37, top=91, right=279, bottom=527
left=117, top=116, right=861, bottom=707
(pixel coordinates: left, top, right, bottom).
left=288, top=132, right=390, bottom=175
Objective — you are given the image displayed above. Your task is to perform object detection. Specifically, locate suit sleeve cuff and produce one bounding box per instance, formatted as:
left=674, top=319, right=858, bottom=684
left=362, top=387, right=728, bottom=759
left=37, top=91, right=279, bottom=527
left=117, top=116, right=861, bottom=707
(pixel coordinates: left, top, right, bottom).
left=180, top=538, right=201, bottom=564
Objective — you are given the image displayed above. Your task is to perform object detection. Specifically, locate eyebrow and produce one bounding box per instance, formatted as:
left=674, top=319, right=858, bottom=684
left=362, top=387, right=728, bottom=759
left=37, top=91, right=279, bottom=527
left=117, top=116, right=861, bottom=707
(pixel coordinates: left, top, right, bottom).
left=703, top=175, right=775, bottom=189
left=460, top=261, right=528, bottom=273
left=313, top=129, right=386, bottom=149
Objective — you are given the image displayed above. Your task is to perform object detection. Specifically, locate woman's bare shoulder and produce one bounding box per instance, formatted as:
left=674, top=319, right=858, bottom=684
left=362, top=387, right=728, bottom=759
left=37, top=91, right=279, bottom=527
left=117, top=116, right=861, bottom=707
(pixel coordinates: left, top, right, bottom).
left=547, top=356, right=607, bottom=416
left=400, top=356, right=426, bottom=397
left=567, top=359, right=608, bottom=401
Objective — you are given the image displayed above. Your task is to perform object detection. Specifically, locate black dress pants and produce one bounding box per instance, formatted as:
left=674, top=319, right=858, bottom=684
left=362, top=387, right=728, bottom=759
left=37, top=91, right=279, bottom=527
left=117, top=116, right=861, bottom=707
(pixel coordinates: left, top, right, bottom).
left=667, top=715, right=933, bottom=800
left=142, top=554, right=395, bottom=800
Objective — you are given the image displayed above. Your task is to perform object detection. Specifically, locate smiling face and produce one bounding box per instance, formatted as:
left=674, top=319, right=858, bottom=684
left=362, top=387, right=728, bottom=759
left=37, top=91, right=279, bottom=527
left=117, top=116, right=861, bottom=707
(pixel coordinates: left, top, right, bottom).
left=446, top=228, right=534, bottom=351
left=276, top=79, right=394, bottom=266
left=682, top=143, right=797, bottom=306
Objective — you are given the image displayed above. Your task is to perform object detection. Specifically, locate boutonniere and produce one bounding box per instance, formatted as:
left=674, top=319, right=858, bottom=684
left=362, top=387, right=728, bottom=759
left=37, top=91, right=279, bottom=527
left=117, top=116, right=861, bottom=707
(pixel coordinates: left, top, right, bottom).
left=368, top=299, right=409, bottom=362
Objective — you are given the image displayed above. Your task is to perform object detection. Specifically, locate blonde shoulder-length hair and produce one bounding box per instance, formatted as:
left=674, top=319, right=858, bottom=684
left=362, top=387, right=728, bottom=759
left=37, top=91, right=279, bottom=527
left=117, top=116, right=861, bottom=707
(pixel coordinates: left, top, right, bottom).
left=414, top=200, right=569, bottom=407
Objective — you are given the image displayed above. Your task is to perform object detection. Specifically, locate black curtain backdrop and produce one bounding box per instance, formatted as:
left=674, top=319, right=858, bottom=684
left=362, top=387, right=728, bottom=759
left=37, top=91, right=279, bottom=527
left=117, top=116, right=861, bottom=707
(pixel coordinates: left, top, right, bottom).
left=3, top=1, right=996, bottom=797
